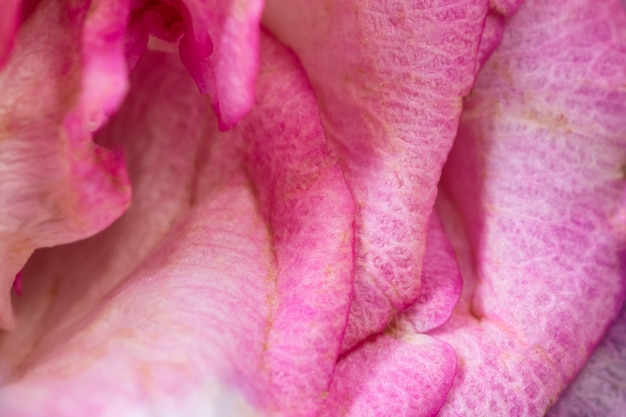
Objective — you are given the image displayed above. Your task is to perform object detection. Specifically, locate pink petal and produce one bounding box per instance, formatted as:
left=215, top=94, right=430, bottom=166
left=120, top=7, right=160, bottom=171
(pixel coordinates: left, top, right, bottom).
left=0, top=0, right=21, bottom=67
left=125, top=0, right=264, bottom=128
left=431, top=0, right=626, bottom=415
left=476, top=12, right=505, bottom=68
left=320, top=334, right=456, bottom=417
left=547, top=306, right=626, bottom=417
left=489, top=0, right=524, bottom=15
left=263, top=0, right=523, bottom=351
left=179, top=0, right=264, bottom=129
left=0, top=0, right=131, bottom=330
left=0, top=32, right=354, bottom=416
left=228, top=32, right=355, bottom=414
left=397, top=209, right=463, bottom=333
left=78, top=0, right=132, bottom=129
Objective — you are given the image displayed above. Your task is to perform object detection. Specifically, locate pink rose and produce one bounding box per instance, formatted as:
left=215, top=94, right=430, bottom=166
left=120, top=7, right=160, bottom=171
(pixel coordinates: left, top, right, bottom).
left=0, top=0, right=624, bottom=416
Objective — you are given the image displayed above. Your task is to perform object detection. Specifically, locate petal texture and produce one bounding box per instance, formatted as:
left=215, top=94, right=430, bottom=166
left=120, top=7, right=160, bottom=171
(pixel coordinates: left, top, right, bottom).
left=126, top=0, right=263, bottom=128
left=263, top=0, right=522, bottom=350
left=320, top=334, right=456, bottom=417
left=179, top=0, right=264, bottom=128
left=0, top=0, right=131, bottom=329
left=547, top=306, right=626, bottom=417
left=398, top=210, right=462, bottom=333
left=432, top=0, right=626, bottom=415
left=0, top=32, right=354, bottom=417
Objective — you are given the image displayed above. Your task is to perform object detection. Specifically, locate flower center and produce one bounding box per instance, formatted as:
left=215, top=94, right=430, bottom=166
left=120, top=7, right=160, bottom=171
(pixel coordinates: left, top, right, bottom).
left=130, top=0, right=188, bottom=51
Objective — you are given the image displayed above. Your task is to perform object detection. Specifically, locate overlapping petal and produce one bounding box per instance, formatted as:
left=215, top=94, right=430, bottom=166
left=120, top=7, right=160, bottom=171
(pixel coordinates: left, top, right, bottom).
left=429, top=0, right=626, bottom=415
left=178, top=0, right=264, bottom=128
left=318, top=205, right=462, bottom=417
left=0, top=31, right=354, bottom=417
left=262, top=0, right=523, bottom=350
left=0, top=0, right=131, bottom=329
left=320, top=333, right=456, bottom=417
left=0, top=0, right=268, bottom=330
left=0, top=0, right=624, bottom=415
left=125, top=0, right=263, bottom=128
left=398, top=210, right=462, bottom=333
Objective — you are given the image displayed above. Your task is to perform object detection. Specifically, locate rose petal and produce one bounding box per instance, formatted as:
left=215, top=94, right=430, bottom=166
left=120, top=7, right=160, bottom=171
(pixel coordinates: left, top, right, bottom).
left=125, top=0, right=263, bottom=128
left=397, top=209, right=463, bottom=333
left=263, top=0, right=522, bottom=350
left=547, top=305, right=626, bottom=417
left=476, top=12, right=505, bottom=68
left=227, top=32, right=355, bottom=414
left=0, top=0, right=131, bottom=330
left=79, top=0, right=132, bottom=129
left=0, top=0, right=21, bottom=67
left=179, top=0, right=264, bottom=129
left=0, top=32, right=354, bottom=416
left=320, top=334, right=456, bottom=417
left=430, top=0, right=626, bottom=415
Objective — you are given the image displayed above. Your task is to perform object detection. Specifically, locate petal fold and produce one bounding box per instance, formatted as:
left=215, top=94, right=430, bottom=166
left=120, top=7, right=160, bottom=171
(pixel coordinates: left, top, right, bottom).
left=179, top=0, right=264, bottom=128
left=397, top=210, right=462, bottom=333
left=320, top=334, right=456, bottom=417
left=262, top=0, right=520, bottom=350
left=0, top=0, right=131, bottom=330
left=0, top=32, right=354, bottom=417
left=432, top=0, right=626, bottom=415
